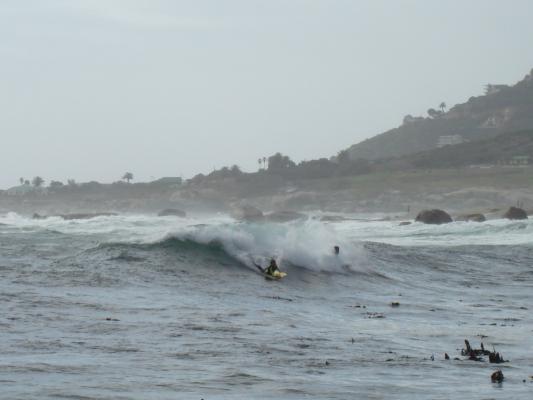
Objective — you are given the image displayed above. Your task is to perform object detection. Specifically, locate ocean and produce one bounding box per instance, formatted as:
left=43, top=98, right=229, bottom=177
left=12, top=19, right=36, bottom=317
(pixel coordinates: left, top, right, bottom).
left=1, top=212, right=532, bottom=399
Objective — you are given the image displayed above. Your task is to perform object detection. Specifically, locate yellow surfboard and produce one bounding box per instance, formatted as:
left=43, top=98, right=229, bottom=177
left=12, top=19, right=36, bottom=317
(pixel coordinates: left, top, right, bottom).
left=264, top=271, right=287, bottom=280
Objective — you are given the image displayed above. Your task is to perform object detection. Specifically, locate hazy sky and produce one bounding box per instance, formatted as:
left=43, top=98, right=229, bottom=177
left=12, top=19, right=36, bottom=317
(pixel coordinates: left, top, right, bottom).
left=2, top=0, right=533, bottom=188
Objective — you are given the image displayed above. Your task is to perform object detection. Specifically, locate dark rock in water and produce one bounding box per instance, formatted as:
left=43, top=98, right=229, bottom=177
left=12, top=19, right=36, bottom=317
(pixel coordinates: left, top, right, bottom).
left=32, top=213, right=46, bottom=220
left=399, top=221, right=412, bottom=226
left=461, top=339, right=508, bottom=363
left=444, top=353, right=450, bottom=360
left=489, top=351, right=506, bottom=364
left=264, top=211, right=306, bottom=222
left=491, top=370, right=504, bottom=383
left=365, top=312, right=385, bottom=319
left=462, top=339, right=490, bottom=357
left=415, top=209, right=452, bottom=225
left=456, top=213, right=486, bottom=222
left=503, top=206, right=528, bottom=220
left=390, top=302, right=400, bottom=307
left=157, top=208, right=186, bottom=217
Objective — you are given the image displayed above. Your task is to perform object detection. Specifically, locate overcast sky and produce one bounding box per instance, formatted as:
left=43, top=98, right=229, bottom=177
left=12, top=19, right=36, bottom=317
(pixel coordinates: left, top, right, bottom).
left=1, top=0, right=533, bottom=188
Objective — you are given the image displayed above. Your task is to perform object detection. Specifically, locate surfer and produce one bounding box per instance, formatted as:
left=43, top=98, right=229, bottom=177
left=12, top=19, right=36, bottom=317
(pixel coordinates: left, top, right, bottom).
left=334, top=246, right=340, bottom=255
left=252, top=257, right=285, bottom=279
left=265, top=258, right=280, bottom=276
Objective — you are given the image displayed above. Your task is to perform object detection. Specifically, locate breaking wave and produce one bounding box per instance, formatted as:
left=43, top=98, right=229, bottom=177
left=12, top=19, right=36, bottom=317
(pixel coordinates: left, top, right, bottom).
left=102, top=219, right=366, bottom=274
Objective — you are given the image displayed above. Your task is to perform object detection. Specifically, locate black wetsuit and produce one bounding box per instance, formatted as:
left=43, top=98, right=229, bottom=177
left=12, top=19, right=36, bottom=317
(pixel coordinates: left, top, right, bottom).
left=265, top=260, right=279, bottom=276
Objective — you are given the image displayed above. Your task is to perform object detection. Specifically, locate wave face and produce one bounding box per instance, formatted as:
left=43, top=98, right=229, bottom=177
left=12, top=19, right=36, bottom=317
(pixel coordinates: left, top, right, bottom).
left=1, top=212, right=533, bottom=399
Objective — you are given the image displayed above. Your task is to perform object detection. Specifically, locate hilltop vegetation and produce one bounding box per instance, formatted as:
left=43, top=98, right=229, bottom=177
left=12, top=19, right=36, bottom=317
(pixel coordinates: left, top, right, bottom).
left=343, top=69, right=533, bottom=161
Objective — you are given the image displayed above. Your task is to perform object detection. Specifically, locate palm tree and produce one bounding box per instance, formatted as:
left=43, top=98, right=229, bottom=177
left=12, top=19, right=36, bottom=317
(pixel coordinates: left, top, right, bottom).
left=439, top=102, right=447, bottom=113
left=258, top=158, right=262, bottom=171
left=122, top=172, right=134, bottom=183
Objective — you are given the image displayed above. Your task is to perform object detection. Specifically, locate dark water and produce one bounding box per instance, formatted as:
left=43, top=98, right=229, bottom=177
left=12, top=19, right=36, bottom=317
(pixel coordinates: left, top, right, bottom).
left=1, top=214, right=532, bottom=399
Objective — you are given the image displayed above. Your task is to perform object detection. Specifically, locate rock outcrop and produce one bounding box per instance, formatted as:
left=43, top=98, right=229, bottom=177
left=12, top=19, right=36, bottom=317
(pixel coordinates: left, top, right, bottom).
left=491, top=370, right=504, bottom=383
left=157, top=208, right=186, bottom=217
left=415, top=209, right=452, bottom=224
left=503, top=206, right=528, bottom=220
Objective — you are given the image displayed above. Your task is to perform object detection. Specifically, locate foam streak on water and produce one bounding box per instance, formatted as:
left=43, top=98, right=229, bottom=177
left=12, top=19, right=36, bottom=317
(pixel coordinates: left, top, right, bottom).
left=1, top=213, right=532, bottom=399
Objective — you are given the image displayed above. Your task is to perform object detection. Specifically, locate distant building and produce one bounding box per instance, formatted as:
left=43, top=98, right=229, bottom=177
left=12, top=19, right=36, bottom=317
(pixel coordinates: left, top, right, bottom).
left=437, top=134, right=464, bottom=148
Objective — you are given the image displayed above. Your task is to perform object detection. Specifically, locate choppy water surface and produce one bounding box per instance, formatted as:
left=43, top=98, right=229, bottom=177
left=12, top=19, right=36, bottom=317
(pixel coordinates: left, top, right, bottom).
left=1, top=213, right=532, bottom=399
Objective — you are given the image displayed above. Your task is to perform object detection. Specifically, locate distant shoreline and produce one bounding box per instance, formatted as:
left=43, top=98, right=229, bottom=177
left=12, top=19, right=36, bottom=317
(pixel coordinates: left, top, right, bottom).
left=1, top=165, right=532, bottom=218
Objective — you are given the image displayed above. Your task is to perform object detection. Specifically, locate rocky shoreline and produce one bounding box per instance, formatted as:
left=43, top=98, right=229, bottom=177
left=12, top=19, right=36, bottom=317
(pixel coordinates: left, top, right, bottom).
left=1, top=167, right=533, bottom=219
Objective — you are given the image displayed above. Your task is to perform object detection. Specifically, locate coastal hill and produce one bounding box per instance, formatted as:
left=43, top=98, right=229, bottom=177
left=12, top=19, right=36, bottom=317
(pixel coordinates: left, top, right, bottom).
left=343, top=69, right=533, bottom=161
